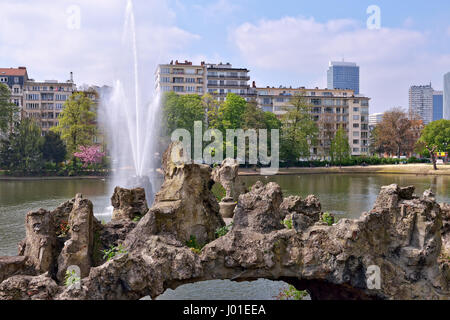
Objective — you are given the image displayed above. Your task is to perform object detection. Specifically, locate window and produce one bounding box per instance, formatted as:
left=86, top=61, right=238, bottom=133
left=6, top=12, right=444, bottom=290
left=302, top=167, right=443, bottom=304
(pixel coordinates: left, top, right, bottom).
left=186, top=78, right=196, bottom=83
left=186, top=86, right=195, bottom=92
left=0, top=77, right=7, bottom=83
left=353, top=115, right=360, bottom=120
left=263, top=98, right=272, bottom=104
left=173, top=77, right=184, bottom=83
left=26, top=94, right=39, bottom=100
left=353, top=140, right=359, bottom=145
left=353, top=148, right=360, bottom=153
left=311, top=99, right=321, bottom=105
left=14, top=87, right=19, bottom=94
left=353, top=107, right=359, bottom=112
left=353, top=123, right=359, bottom=128
left=160, top=68, right=170, bottom=74
left=160, top=86, right=171, bottom=92
left=353, top=99, right=359, bottom=104
left=55, top=103, right=63, bottom=110
left=14, top=77, right=19, bottom=83
left=161, top=77, right=171, bottom=83
left=185, top=69, right=195, bottom=74
left=55, top=94, right=67, bottom=101
left=173, top=86, right=184, bottom=92
left=353, top=131, right=359, bottom=137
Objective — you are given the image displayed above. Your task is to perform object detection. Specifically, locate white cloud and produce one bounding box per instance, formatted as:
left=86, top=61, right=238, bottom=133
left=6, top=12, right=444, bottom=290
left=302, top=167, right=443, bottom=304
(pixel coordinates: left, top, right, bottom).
left=0, top=0, right=200, bottom=88
left=230, top=16, right=449, bottom=113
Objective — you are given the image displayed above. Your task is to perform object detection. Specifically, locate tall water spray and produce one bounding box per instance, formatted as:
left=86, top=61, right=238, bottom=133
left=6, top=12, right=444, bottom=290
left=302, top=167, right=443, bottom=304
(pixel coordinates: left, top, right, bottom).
left=99, top=0, right=161, bottom=204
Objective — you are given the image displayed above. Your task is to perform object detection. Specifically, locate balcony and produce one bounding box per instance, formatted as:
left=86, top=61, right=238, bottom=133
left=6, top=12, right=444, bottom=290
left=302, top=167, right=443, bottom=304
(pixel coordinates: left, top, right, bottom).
left=207, top=75, right=250, bottom=81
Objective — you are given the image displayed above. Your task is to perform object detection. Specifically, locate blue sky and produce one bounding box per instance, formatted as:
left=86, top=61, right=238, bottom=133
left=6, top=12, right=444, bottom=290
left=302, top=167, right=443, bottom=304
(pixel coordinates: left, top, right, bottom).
left=1, top=0, right=449, bottom=113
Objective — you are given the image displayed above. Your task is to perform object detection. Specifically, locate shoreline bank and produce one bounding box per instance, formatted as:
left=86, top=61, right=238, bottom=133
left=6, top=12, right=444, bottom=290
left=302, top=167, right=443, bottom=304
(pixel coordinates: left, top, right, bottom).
left=239, top=164, right=450, bottom=176
left=0, top=164, right=449, bottom=180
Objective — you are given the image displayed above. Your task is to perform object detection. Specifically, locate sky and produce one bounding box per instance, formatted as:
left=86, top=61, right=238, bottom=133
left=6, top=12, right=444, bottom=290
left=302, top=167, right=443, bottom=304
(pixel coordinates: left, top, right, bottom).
left=0, top=0, right=449, bottom=113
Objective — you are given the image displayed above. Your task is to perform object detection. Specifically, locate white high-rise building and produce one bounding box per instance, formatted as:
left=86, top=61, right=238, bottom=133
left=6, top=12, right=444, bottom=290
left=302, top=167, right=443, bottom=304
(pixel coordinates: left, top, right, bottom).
left=369, top=113, right=384, bottom=126
left=444, top=72, right=450, bottom=120
left=409, top=84, right=433, bottom=124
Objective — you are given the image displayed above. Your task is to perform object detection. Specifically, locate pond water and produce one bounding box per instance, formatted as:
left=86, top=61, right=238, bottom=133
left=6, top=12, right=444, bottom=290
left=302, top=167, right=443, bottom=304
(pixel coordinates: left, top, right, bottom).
left=0, top=174, right=448, bottom=299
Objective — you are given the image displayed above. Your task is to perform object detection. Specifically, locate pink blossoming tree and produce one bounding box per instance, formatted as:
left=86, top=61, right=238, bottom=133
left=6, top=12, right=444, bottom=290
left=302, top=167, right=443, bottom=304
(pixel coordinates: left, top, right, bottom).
left=73, top=145, right=106, bottom=168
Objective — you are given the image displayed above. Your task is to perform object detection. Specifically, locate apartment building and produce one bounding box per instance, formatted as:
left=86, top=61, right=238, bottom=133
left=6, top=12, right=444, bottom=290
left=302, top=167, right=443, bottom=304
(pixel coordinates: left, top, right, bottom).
left=409, top=84, right=433, bottom=124
left=369, top=113, right=384, bottom=126
left=23, top=74, right=76, bottom=134
left=0, top=67, right=29, bottom=112
left=204, top=62, right=256, bottom=101
left=155, top=60, right=256, bottom=101
left=155, top=60, right=206, bottom=95
left=254, top=85, right=370, bottom=157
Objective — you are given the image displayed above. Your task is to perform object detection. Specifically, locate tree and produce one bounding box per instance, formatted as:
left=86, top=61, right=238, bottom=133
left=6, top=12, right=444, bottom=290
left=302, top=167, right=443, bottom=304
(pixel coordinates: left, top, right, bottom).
left=161, top=92, right=204, bottom=137
left=0, top=118, right=44, bottom=174
left=330, top=127, right=350, bottom=166
left=42, top=131, right=67, bottom=163
left=416, top=119, right=450, bottom=170
left=372, top=108, right=416, bottom=157
left=52, top=92, right=97, bottom=156
left=201, top=93, right=222, bottom=129
left=0, top=83, right=19, bottom=135
left=216, top=93, right=247, bottom=130
left=280, top=93, right=318, bottom=165
left=74, top=145, right=106, bottom=168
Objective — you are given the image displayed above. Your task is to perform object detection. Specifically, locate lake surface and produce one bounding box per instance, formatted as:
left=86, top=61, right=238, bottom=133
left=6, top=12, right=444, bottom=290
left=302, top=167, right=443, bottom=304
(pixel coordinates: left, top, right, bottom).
left=0, top=174, right=448, bottom=299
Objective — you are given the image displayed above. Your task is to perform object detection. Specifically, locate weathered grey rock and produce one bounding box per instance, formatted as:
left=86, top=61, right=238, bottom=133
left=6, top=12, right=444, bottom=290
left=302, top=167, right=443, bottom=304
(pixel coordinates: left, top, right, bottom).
left=56, top=194, right=95, bottom=282
left=125, top=141, right=225, bottom=247
left=212, top=158, right=247, bottom=201
left=0, top=256, right=33, bottom=283
left=280, top=195, right=322, bottom=231
left=1, top=144, right=449, bottom=301
left=0, top=273, right=60, bottom=300
left=233, top=181, right=284, bottom=234
left=20, top=208, right=57, bottom=274
left=92, top=219, right=137, bottom=266
left=111, top=187, right=148, bottom=221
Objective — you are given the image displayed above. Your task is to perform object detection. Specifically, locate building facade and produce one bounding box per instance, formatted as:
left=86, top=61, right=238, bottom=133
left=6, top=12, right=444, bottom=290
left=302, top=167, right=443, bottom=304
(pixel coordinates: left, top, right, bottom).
left=23, top=76, right=76, bottom=134
left=369, top=113, right=384, bottom=126
left=444, top=72, right=450, bottom=120
left=432, top=91, right=443, bottom=121
left=0, top=67, right=29, bottom=112
left=409, top=84, right=433, bottom=125
left=327, top=61, right=360, bottom=94
left=254, top=86, right=369, bottom=157
left=155, top=60, right=256, bottom=101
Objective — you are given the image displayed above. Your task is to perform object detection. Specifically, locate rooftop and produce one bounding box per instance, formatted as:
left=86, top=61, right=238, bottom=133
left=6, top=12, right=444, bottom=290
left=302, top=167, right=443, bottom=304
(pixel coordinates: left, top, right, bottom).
left=0, top=67, right=28, bottom=76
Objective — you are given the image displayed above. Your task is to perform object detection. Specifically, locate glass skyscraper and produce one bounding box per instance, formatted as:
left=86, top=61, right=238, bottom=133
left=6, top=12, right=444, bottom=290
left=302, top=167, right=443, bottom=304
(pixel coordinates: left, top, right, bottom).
left=444, top=72, right=450, bottom=120
left=432, top=91, right=443, bottom=121
left=327, top=61, right=360, bottom=94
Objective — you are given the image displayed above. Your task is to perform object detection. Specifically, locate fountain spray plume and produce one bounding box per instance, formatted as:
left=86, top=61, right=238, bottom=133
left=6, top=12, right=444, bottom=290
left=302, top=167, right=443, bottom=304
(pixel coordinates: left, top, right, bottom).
left=99, top=0, right=162, bottom=206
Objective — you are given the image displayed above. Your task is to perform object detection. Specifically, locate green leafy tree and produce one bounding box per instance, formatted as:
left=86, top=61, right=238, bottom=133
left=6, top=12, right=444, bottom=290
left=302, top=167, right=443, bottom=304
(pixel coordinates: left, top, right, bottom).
left=0, top=118, right=44, bottom=174
left=202, top=93, right=222, bottom=128
left=330, top=127, right=350, bottom=166
left=51, top=92, right=97, bottom=156
left=217, top=93, right=247, bottom=130
left=280, top=93, right=318, bottom=165
left=416, top=119, right=450, bottom=170
left=42, top=131, right=67, bottom=163
left=0, top=83, right=19, bottom=135
left=161, top=92, right=205, bottom=137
